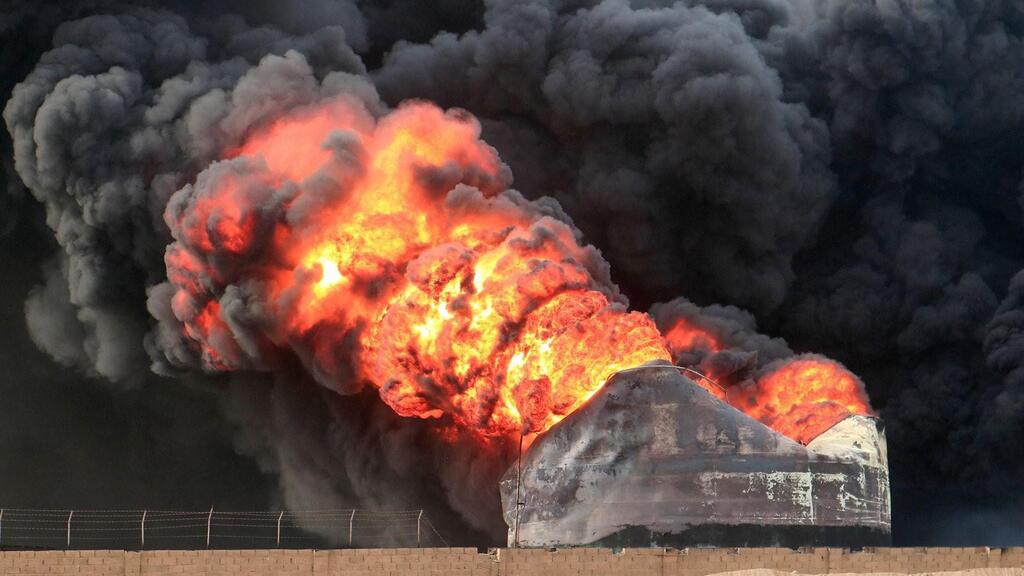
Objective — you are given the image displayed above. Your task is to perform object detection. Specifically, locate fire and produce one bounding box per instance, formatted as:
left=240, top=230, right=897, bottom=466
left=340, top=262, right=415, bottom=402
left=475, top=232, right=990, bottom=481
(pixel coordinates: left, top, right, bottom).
left=165, top=98, right=670, bottom=438
left=163, top=97, right=870, bottom=445
left=663, top=318, right=722, bottom=356
left=732, top=358, right=873, bottom=444
left=662, top=316, right=873, bottom=442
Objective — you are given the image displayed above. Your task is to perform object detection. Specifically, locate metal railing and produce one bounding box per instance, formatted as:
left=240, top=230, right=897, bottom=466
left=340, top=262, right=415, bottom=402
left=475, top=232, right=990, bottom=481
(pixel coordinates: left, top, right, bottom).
left=0, top=508, right=447, bottom=550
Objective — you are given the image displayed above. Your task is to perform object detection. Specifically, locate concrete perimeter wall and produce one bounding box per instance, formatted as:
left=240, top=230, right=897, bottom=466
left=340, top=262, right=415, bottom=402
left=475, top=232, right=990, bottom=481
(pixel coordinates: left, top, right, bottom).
left=0, top=547, right=1022, bottom=576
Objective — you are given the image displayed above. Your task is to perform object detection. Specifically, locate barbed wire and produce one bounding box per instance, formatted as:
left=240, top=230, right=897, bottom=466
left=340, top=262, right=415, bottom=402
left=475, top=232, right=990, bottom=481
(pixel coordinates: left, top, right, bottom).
left=0, top=508, right=447, bottom=550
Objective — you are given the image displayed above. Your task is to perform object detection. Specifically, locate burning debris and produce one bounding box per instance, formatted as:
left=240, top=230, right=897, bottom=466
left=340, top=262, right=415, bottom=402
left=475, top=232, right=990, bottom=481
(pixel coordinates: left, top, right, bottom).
left=500, top=363, right=891, bottom=548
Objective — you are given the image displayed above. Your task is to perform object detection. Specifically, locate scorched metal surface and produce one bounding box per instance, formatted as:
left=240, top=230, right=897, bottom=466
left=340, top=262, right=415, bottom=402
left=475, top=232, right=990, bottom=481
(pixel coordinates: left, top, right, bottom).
left=499, top=362, right=891, bottom=547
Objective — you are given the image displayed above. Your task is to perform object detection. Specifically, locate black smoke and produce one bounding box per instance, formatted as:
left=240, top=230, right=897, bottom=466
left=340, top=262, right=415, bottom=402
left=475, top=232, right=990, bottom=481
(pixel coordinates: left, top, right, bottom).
left=2, top=0, right=1023, bottom=545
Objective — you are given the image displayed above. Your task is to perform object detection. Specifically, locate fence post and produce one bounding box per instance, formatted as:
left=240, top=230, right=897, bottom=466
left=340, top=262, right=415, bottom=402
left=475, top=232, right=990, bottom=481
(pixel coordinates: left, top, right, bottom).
left=416, top=510, right=423, bottom=548
left=206, top=507, right=214, bottom=548
left=276, top=511, right=284, bottom=547
left=348, top=510, right=355, bottom=546
left=66, top=510, right=73, bottom=548
left=0, top=508, right=4, bottom=546
left=141, top=510, right=146, bottom=549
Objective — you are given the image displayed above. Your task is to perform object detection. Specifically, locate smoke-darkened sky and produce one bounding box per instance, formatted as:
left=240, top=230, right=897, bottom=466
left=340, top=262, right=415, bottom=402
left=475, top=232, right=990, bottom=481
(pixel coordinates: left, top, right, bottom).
left=1, top=0, right=1023, bottom=547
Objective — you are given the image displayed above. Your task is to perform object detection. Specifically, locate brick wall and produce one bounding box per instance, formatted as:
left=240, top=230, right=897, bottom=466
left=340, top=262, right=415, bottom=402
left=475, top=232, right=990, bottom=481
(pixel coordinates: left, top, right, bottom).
left=0, top=547, right=1021, bottom=575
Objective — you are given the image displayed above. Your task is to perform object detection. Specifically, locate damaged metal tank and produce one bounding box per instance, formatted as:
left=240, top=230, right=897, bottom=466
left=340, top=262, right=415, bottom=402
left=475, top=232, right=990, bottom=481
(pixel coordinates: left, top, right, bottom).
left=498, top=362, right=891, bottom=547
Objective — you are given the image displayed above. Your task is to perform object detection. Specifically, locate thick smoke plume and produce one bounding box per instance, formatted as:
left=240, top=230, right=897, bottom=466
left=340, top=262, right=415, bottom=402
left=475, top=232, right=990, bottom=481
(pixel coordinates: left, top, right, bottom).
left=3, top=0, right=1024, bottom=544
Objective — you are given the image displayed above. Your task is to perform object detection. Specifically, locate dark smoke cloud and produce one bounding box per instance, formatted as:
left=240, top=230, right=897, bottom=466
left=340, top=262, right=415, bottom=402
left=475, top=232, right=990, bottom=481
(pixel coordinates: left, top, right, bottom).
left=764, top=0, right=1024, bottom=536
left=3, top=7, right=365, bottom=381
left=0, top=0, right=285, bottom=520
left=0, top=199, right=273, bottom=514
left=222, top=372, right=510, bottom=543
left=3, top=0, right=1024, bottom=545
left=374, top=0, right=836, bottom=312
left=2, top=1, right=509, bottom=543
left=373, top=0, right=1024, bottom=542
left=650, top=296, right=793, bottom=381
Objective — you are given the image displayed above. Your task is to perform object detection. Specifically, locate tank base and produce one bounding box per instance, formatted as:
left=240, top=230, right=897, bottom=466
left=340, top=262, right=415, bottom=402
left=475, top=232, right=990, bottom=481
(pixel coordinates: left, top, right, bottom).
left=592, top=524, right=891, bottom=549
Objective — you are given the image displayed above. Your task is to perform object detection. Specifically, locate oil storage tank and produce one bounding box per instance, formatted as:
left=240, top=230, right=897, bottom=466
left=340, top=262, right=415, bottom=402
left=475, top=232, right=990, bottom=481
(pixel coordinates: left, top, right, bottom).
left=499, top=362, right=891, bottom=547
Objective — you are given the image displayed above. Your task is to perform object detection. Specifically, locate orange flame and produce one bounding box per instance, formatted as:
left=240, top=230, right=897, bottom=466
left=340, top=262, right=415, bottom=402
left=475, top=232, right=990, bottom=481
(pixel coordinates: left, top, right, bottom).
left=166, top=99, right=670, bottom=439
left=164, top=98, right=871, bottom=445
left=659, top=318, right=726, bottom=399
left=732, top=358, right=874, bottom=444
left=663, top=318, right=722, bottom=356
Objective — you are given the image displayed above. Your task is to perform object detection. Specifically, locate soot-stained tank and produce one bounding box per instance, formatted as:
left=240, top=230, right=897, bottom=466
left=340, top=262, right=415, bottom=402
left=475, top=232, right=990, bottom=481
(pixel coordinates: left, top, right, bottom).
left=498, top=362, right=891, bottom=548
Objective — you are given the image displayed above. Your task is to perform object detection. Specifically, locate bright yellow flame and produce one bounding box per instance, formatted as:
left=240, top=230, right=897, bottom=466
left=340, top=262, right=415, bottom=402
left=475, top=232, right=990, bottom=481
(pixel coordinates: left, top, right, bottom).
left=314, top=258, right=345, bottom=296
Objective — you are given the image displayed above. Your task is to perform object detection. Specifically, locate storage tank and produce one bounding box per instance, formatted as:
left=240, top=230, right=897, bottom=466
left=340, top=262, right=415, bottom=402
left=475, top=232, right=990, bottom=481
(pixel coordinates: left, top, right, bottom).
left=499, top=362, right=891, bottom=547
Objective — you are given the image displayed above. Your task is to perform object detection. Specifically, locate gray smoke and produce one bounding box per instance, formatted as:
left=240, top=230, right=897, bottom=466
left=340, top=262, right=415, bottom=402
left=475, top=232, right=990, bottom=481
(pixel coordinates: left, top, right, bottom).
left=0, top=198, right=275, bottom=514
left=4, top=0, right=1024, bottom=544
left=221, top=371, right=510, bottom=544
left=368, top=0, right=1024, bottom=541
left=2, top=3, right=507, bottom=542
left=374, top=0, right=836, bottom=311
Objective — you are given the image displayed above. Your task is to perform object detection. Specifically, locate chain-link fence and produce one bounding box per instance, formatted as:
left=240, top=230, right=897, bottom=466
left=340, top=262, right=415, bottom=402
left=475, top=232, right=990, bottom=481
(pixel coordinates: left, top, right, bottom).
left=0, top=508, right=448, bottom=550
